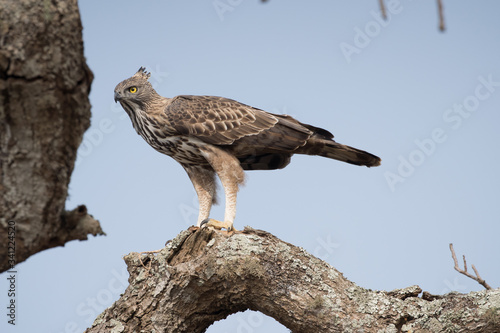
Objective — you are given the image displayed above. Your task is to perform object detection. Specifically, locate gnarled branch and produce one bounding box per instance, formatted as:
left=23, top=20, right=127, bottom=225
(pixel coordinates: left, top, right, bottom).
left=86, top=228, right=500, bottom=333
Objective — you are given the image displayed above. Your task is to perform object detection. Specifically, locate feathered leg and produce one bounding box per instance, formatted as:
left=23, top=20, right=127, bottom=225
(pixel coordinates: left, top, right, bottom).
left=183, top=165, right=217, bottom=227
left=199, top=146, right=245, bottom=231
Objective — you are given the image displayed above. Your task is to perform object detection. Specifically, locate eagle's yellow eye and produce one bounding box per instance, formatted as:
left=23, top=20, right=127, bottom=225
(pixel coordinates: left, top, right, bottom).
left=129, top=86, right=137, bottom=93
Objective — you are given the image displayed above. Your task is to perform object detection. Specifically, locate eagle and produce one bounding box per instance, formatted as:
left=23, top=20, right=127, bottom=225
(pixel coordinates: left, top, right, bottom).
left=114, top=67, right=381, bottom=231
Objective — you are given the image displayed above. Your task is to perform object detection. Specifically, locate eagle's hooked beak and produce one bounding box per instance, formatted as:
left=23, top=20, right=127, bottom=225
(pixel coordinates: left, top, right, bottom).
left=114, top=91, right=121, bottom=103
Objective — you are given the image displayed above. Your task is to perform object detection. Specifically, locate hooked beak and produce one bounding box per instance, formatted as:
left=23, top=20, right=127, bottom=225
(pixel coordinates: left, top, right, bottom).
left=114, top=91, right=122, bottom=103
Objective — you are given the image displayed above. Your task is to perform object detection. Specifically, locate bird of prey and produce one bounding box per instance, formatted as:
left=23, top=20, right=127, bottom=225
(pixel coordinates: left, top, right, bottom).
left=114, top=67, right=381, bottom=231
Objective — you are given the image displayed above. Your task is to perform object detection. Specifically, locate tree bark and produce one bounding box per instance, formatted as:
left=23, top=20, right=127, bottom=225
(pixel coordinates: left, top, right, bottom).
left=85, top=227, right=500, bottom=333
left=0, top=0, right=103, bottom=273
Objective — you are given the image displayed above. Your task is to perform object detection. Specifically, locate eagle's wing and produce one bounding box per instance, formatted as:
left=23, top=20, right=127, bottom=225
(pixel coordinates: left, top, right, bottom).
left=164, top=95, right=281, bottom=145
left=161, top=95, right=372, bottom=171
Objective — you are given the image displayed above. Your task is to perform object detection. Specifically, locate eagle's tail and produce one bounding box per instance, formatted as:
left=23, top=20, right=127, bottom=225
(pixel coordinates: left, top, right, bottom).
left=299, top=138, right=381, bottom=167
left=321, top=141, right=381, bottom=167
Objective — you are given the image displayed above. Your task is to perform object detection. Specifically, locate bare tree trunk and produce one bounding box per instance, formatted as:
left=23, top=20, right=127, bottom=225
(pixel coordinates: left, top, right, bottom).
left=0, top=0, right=103, bottom=273
left=86, top=227, right=500, bottom=333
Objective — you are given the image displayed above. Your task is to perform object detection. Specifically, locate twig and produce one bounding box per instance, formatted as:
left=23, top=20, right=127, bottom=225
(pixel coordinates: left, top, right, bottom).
left=437, top=0, right=445, bottom=31
left=449, top=243, right=492, bottom=290
left=138, top=250, right=162, bottom=271
left=378, top=0, right=387, bottom=20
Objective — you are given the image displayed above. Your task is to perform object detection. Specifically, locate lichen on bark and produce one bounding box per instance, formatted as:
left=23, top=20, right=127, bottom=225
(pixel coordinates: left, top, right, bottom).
left=85, top=227, right=500, bottom=333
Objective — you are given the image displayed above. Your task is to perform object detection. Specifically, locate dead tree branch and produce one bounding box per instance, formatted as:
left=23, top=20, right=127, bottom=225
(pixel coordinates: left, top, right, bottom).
left=86, top=228, right=500, bottom=333
left=450, top=243, right=492, bottom=290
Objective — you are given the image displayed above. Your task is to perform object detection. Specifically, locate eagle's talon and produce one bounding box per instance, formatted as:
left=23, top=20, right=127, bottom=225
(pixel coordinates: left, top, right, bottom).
left=200, top=218, right=236, bottom=232
left=200, top=218, right=211, bottom=228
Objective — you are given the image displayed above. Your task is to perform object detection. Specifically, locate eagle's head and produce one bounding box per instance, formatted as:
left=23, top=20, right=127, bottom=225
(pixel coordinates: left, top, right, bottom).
left=114, top=67, right=159, bottom=107
left=114, top=67, right=164, bottom=134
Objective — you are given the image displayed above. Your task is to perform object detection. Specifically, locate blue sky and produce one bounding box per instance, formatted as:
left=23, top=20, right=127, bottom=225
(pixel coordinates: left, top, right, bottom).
left=2, top=1, right=500, bottom=332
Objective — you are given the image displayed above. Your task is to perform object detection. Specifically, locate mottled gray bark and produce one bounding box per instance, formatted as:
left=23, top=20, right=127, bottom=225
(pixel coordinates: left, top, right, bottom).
left=0, top=0, right=103, bottom=273
left=86, top=227, right=500, bottom=333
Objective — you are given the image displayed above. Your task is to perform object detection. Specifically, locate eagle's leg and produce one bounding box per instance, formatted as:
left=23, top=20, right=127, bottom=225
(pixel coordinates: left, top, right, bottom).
left=199, top=147, right=245, bottom=231
left=183, top=165, right=217, bottom=227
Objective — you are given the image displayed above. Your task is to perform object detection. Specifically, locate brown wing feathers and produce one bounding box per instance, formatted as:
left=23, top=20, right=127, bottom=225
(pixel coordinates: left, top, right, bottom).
left=165, top=95, right=278, bottom=145
left=164, top=95, right=380, bottom=169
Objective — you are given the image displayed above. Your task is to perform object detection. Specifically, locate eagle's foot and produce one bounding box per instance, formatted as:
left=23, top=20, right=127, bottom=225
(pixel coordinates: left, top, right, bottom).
left=200, top=218, right=238, bottom=232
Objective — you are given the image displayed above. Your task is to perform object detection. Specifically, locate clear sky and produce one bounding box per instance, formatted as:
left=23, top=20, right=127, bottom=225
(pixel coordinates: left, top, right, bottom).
left=2, top=1, right=500, bottom=332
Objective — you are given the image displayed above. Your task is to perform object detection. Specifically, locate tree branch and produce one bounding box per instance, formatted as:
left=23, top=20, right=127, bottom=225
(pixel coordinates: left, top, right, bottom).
left=449, top=243, right=492, bottom=290
left=437, top=0, right=446, bottom=31
left=86, top=228, right=500, bottom=332
left=0, top=0, right=101, bottom=273
left=378, top=0, right=387, bottom=20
